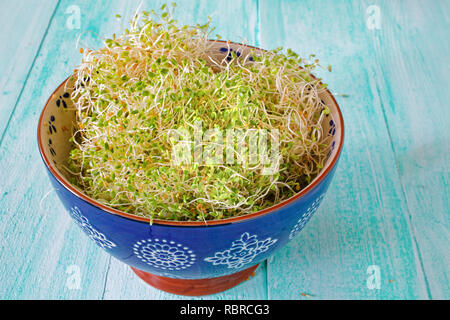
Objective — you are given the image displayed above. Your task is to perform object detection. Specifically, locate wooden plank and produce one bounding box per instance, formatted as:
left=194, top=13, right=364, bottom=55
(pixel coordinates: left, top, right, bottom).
left=0, top=0, right=59, bottom=140
left=3, top=0, right=446, bottom=300
left=99, top=0, right=267, bottom=299
left=0, top=0, right=143, bottom=299
left=0, top=0, right=267, bottom=299
left=258, top=0, right=430, bottom=299
left=364, top=0, right=450, bottom=299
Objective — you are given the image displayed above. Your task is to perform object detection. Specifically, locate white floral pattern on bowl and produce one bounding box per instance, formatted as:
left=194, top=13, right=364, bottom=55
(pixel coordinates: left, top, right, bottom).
left=288, top=194, right=326, bottom=240
left=69, top=206, right=116, bottom=249
left=204, top=232, right=277, bottom=269
left=133, top=239, right=196, bottom=270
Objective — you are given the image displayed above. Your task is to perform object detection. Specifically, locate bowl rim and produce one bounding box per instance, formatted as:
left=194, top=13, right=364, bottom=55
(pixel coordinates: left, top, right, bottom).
left=38, top=41, right=344, bottom=227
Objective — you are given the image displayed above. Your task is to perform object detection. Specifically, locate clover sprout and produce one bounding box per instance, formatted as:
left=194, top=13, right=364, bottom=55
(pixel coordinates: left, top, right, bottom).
left=67, top=4, right=333, bottom=222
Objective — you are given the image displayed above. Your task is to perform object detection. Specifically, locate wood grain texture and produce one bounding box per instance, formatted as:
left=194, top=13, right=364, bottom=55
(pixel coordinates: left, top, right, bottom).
left=0, top=0, right=448, bottom=300
left=258, top=0, right=430, bottom=299
left=0, top=0, right=121, bottom=299
left=0, top=0, right=266, bottom=300
left=0, top=0, right=58, bottom=141
left=363, top=0, right=450, bottom=299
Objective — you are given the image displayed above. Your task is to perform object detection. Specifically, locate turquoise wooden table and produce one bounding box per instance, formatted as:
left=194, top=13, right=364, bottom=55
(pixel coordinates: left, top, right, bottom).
left=0, top=0, right=448, bottom=300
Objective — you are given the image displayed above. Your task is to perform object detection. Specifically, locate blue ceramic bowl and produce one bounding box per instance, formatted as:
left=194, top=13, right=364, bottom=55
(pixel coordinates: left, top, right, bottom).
left=37, top=41, right=344, bottom=296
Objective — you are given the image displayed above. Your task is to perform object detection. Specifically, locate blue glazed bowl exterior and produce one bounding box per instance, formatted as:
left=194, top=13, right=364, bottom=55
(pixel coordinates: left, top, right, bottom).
left=38, top=41, right=344, bottom=281
left=46, top=163, right=338, bottom=280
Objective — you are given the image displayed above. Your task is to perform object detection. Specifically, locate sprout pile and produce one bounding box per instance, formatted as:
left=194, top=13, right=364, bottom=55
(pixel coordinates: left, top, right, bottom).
left=67, top=4, right=333, bottom=222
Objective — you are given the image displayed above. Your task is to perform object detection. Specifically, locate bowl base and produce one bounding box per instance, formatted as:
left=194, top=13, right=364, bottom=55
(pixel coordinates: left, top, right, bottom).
left=130, top=264, right=259, bottom=296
